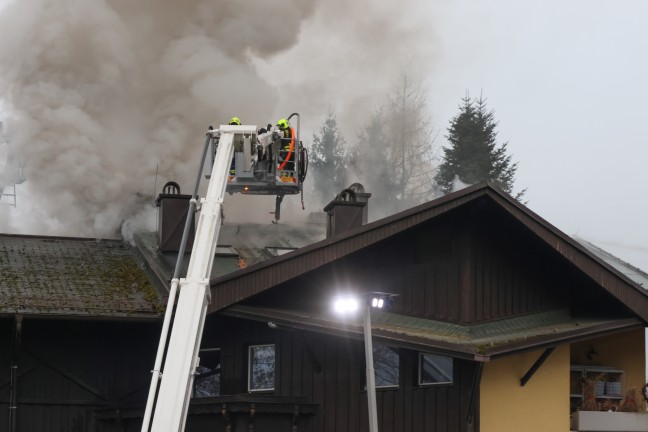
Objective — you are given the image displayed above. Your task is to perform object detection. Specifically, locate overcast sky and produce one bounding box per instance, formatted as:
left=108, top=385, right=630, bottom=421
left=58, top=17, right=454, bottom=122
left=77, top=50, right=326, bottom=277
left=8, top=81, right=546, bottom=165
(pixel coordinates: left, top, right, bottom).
left=420, top=1, right=648, bottom=271
left=0, top=0, right=646, bottom=271
left=255, top=0, right=648, bottom=271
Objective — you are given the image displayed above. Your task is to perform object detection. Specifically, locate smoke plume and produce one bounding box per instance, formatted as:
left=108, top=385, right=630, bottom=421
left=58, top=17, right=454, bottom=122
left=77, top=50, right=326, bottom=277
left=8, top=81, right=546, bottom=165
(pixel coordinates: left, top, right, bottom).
left=0, top=0, right=435, bottom=238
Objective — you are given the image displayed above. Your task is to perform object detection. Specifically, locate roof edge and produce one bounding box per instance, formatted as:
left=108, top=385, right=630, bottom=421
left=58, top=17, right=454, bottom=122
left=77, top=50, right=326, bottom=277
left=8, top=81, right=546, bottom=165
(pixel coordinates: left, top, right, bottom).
left=209, top=183, right=495, bottom=289
left=0, top=232, right=121, bottom=242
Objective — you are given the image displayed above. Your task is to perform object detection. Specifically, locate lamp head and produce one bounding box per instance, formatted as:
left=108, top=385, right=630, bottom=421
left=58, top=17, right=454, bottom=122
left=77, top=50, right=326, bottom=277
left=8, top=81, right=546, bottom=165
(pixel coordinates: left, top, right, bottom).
left=333, top=296, right=359, bottom=314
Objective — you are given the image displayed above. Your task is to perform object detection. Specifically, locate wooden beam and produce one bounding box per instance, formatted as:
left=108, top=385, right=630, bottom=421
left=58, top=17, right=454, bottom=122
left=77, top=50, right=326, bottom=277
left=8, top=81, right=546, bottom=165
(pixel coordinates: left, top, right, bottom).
left=520, top=347, right=555, bottom=387
left=20, top=348, right=107, bottom=400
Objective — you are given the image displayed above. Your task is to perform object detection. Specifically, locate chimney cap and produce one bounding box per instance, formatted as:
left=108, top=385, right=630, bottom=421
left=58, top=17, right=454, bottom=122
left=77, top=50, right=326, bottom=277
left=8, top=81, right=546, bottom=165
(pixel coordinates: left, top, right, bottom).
left=323, top=183, right=372, bottom=213
left=155, top=181, right=191, bottom=207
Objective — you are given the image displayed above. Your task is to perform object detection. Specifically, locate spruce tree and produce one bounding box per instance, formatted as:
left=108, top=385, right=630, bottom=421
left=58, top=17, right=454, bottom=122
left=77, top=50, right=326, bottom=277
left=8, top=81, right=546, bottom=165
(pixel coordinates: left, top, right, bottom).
left=310, top=109, right=347, bottom=203
left=436, top=94, right=525, bottom=200
left=347, top=107, right=395, bottom=216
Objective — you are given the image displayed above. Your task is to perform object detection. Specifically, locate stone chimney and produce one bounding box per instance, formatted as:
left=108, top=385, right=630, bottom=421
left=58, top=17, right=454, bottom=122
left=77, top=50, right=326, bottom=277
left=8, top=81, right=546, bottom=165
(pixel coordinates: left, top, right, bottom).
left=323, top=183, right=371, bottom=239
left=155, top=181, right=195, bottom=252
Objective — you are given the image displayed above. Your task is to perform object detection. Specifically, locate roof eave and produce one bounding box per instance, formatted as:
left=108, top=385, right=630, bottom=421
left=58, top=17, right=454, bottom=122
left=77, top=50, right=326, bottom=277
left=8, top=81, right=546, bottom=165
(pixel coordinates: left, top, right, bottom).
left=482, top=317, right=644, bottom=359
left=222, top=305, right=644, bottom=363
left=0, top=311, right=163, bottom=322
left=221, top=305, right=482, bottom=361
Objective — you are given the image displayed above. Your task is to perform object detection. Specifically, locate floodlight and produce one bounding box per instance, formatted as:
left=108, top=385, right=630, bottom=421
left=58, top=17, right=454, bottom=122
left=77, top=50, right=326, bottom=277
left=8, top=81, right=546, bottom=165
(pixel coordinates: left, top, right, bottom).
left=370, top=296, right=386, bottom=309
left=333, top=297, right=359, bottom=314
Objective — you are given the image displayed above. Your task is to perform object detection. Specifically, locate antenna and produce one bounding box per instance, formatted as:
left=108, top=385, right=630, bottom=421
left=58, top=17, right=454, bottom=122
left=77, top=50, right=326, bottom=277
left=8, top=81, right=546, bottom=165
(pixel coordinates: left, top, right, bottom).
left=153, top=164, right=159, bottom=200
left=0, top=183, right=17, bottom=207
left=154, top=164, right=159, bottom=233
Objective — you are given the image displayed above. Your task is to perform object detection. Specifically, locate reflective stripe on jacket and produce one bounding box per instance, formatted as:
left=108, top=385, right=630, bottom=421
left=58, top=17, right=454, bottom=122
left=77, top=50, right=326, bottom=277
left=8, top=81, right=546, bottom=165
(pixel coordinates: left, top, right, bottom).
left=278, top=127, right=295, bottom=170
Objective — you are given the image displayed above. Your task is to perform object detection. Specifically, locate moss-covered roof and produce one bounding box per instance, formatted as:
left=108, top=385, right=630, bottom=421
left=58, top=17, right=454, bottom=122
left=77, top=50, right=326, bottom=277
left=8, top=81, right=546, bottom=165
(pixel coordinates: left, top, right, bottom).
left=0, top=234, right=164, bottom=318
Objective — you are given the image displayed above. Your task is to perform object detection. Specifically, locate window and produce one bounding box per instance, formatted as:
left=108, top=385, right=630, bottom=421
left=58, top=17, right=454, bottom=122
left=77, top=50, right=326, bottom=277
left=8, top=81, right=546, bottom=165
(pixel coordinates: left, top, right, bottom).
left=419, top=353, right=453, bottom=386
left=266, top=247, right=297, bottom=257
left=215, top=246, right=239, bottom=256
left=248, top=344, right=275, bottom=392
left=193, top=348, right=220, bottom=398
left=373, top=345, right=399, bottom=388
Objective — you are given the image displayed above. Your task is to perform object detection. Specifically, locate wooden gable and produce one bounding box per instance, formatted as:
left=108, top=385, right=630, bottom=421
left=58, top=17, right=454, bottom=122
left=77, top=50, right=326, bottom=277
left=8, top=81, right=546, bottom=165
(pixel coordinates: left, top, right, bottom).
left=231, top=192, right=635, bottom=327
left=210, top=183, right=647, bottom=326
left=208, top=184, right=646, bottom=362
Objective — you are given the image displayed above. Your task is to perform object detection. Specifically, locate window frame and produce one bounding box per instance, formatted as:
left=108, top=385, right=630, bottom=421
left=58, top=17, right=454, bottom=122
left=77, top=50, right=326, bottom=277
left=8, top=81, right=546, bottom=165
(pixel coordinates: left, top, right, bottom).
left=418, top=352, right=454, bottom=387
left=247, top=343, right=276, bottom=393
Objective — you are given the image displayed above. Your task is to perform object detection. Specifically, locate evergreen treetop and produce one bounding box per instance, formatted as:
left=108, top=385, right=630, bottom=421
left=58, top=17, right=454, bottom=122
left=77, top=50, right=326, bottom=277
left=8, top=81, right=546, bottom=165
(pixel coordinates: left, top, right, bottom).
left=436, top=94, right=525, bottom=200
left=310, top=109, right=347, bottom=203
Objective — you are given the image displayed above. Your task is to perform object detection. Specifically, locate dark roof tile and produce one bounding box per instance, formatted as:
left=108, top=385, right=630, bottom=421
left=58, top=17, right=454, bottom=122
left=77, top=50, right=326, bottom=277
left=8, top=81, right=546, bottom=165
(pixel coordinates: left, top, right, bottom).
left=0, top=234, right=164, bottom=318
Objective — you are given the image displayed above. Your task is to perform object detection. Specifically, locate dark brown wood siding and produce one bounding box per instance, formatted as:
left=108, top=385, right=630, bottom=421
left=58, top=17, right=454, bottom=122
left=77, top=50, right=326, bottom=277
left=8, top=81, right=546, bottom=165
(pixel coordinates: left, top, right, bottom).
left=201, top=315, right=479, bottom=432
left=0, top=318, right=11, bottom=428
left=245, top=206, right=576, bottom=326
left=0, top=317, right=159, bottom=432
left=210, top=186, right=648, bottom=323
left=466, top=208, right=570, bottom=323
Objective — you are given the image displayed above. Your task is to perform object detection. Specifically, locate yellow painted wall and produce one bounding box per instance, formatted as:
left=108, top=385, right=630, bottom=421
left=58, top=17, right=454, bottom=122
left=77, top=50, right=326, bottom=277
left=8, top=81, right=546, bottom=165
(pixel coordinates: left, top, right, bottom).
left=480, top=345, right=570, bottom=432
left=571, top=328, right=646, bottom=409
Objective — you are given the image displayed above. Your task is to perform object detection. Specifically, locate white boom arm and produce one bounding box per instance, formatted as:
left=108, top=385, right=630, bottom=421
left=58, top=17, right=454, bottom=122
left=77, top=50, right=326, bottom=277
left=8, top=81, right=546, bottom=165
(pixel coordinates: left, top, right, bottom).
left=142, top=125, right=257, bottom=432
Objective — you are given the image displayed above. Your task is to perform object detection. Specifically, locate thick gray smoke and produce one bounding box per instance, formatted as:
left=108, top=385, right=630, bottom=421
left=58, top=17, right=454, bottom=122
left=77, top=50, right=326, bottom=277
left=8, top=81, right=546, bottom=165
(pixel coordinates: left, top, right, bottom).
left=0, top=0, right=434, bottom=238
left=254, top=0, right=437, bottom=140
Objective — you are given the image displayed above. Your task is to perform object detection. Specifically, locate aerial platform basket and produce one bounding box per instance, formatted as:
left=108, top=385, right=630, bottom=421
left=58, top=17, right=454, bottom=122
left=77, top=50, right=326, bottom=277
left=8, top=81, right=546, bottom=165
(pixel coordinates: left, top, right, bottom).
left=202, top=113, right=308, bottom=219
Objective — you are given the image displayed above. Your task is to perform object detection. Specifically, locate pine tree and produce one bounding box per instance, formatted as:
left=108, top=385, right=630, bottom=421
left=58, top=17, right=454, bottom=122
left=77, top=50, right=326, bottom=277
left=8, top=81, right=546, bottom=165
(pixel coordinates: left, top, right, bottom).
left=436, top=94, right=526, bottom=200
left=310, top=109, right=347, bottom=203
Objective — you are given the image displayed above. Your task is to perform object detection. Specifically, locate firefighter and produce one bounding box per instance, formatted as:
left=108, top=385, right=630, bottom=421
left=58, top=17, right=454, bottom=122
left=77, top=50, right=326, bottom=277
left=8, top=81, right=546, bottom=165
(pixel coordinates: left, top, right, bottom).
left=276, top=118, right=295, bottom=179
left=229, top=117, right=242, bottom=176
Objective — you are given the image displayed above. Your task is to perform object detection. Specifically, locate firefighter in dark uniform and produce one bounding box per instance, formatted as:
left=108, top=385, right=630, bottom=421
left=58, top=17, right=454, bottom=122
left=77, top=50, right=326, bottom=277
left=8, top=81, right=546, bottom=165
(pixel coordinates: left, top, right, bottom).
left=229, top=117, right=241, bottom=176
left=276, top=118, right=295, bottom=181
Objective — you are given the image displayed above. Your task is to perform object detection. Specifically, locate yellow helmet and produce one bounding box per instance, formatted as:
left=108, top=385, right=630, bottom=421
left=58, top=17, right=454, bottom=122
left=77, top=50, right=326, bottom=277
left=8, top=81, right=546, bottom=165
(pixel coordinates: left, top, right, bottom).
left=276, top=118, right=289, bottom=129
left=229, top=117, right=241, bottom=125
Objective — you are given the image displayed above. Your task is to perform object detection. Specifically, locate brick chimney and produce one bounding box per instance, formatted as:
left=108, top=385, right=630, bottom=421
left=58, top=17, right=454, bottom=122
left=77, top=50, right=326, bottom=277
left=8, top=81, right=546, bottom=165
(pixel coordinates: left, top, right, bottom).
left=155, top=181, right=195, bottom=252
left=323, top=183, right=371, bottom=239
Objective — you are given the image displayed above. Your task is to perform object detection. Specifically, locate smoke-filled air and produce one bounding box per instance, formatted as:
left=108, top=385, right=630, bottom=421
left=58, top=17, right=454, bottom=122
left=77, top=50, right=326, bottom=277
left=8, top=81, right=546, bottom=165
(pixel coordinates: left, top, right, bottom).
left=0, top=0, right=434, bottom=239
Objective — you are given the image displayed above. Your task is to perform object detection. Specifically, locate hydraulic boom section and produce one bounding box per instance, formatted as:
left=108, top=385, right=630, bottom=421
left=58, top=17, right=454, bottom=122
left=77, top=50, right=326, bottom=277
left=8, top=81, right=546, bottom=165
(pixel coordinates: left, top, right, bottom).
left=142, top=116, right=308, bottom=432
left=141, top=125, right=254, bottom=432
